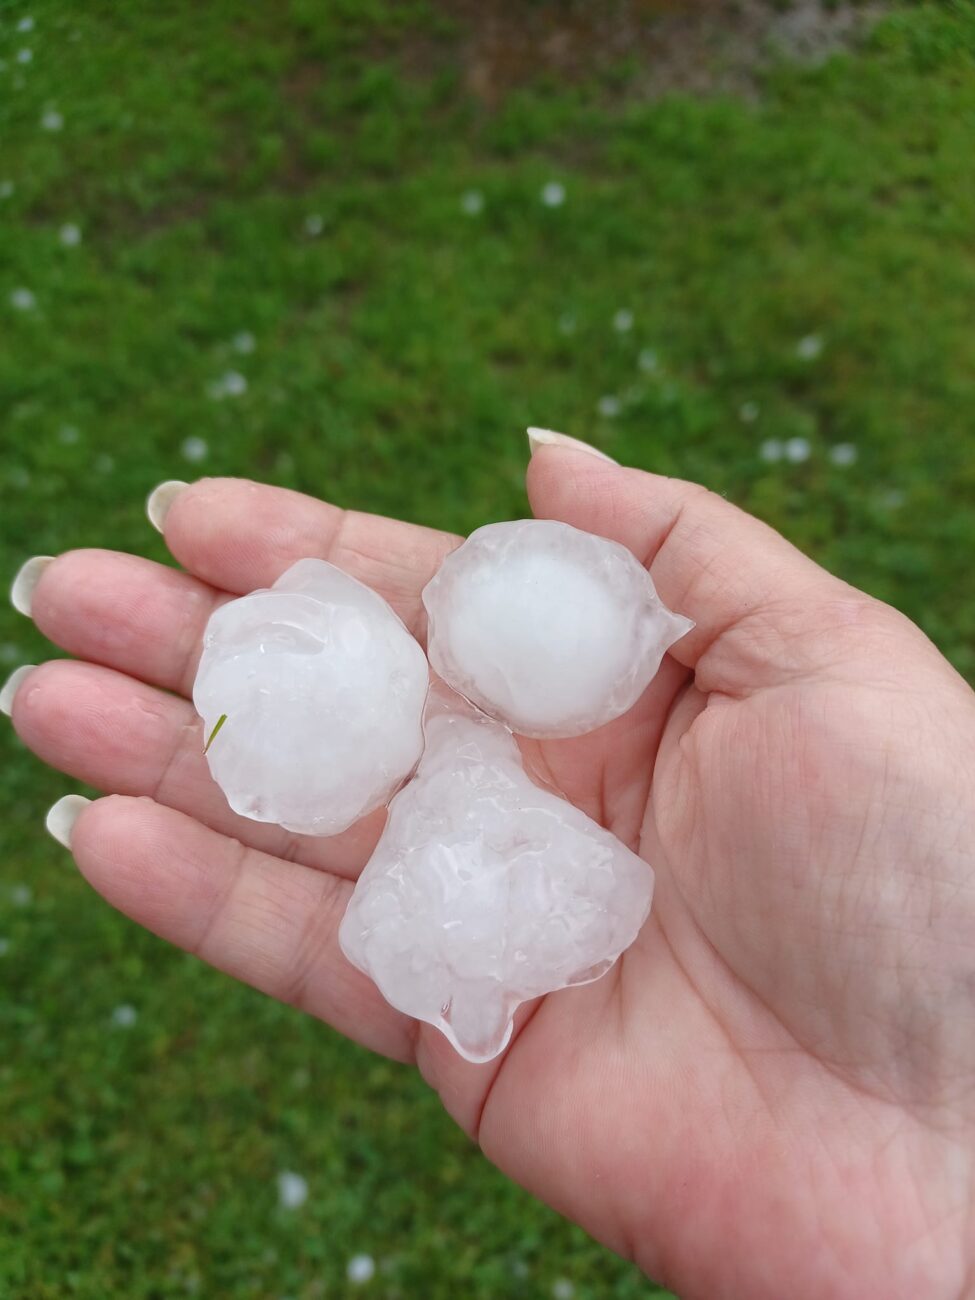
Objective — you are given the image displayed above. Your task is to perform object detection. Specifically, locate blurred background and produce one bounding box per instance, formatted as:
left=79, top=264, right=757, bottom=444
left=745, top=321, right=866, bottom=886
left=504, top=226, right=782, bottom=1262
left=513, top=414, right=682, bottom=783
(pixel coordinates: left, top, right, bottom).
left=1, top=2, right=973, bottom=1296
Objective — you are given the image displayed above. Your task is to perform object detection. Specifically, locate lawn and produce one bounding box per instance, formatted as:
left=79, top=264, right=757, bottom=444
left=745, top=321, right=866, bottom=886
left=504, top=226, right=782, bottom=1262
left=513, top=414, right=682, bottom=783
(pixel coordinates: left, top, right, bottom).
left=1, top=2, right=974, bottom=1296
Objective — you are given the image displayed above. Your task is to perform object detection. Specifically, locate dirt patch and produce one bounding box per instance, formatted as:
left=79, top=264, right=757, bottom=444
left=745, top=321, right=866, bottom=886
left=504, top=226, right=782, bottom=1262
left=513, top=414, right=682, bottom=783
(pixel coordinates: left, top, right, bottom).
left=437, top=0, right=889, bottom=104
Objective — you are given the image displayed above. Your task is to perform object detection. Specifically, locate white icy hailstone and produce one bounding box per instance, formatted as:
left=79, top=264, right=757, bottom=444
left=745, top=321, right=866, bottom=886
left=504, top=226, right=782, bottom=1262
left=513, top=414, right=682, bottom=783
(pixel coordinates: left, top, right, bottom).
left=111, top=1003, right=138, bottom=1028
left=277, top=1171, right=308, bottom=1210
left=346, top=1255, right=376, bottom=1285
left=829, top=442, right=857, bottom=467
left=423, top=519, right=693, bottom=739
left=784, top=435, right=812, bottom=464
left=10, top=288, right=36, bottom=311
left=208, top=370, right=247, bottom=400
left=232, top=330, right=255, bottom=354
left=0, top=938, right=9, bottom=957
left=304, top=212, right=324, bottom=236
left=552, top=1281, right=575, bottom=1300
left=0, top=181, right=13, bottom=199
left=59, top=222, right=81, bottom=246
left=637, top=347, right=659, bottom=373
left=612, top=309, right=634, bottom=333
left=16, top=47, right=32, bottom=63
left=11, top=884, right=32, bottom=906
left=739, top=400, right=760, bottom=423
left=18, top=16, right=35, bottom=31
left=759, top=438, right=783, bottom=462
left=194, top=558, right=429, bottom=836
left=340, top=693, right=654, bottom=1062
left=460, top=188, right=484, bottom=215
left=541, top=181, right=566, bottom=208
left=796, top=333, right=823, bottom=360
left=597, top=394, right=621, bottom=418
left=41, top=108, right=63, bottom=131
left=58, top=424, right=80, bottom=444
left=180, top=435, right=209, bottom=463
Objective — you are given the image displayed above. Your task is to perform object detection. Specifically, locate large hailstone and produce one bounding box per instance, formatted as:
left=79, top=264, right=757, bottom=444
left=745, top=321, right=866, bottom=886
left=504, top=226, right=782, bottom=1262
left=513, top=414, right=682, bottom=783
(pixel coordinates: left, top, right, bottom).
left=339, top=694, right=654, bottom=1063
left=422, top=519, right=693, bottom=739
left=193, top=558, right=428, bottom=836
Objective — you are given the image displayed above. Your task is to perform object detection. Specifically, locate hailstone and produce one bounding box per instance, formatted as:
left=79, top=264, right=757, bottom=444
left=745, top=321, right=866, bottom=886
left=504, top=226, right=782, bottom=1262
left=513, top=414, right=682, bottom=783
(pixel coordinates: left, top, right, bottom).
left=339, top=692, right=654, bottom=1063
left=193, top=558, right=428, bottom=836
left=422, top=519, right=693, bottom=738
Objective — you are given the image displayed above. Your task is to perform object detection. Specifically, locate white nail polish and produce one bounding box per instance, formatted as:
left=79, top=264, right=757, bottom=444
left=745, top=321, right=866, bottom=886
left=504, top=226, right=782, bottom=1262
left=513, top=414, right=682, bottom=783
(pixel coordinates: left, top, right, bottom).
left=146, top=480, right=188, bottom=533
left=0, top=664, right=35, bottom=717
left=10, top=556, right=55, bottom=617
left=526, top=427, right=617, bottom=464
left=45, top=794, right=92, bottom=849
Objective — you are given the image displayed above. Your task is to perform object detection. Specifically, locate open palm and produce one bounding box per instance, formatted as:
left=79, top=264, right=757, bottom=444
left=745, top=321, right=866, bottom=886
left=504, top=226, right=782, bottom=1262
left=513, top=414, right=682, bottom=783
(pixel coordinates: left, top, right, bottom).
left=10, top=444, right=975, bottom=1300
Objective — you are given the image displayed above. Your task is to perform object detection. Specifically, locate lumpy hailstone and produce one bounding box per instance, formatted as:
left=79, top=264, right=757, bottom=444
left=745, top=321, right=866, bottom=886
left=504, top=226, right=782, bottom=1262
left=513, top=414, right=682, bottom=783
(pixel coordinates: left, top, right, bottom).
left=422, top=519, right=693, bottom=739
left=339, top=696, right=654, bottom=1063
left=193, top=559, right=428, bottom=836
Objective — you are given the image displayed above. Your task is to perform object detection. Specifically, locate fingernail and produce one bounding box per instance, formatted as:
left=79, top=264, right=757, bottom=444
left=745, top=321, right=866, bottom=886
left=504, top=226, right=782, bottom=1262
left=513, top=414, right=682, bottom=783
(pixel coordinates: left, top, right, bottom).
left=45, top=794, right=92, bottom=849
left=146, top=480, right=188, bottom=533
left=0, top=664, right=35, bottom=717
left=527, top=427, right=617, bottom=464
left=10, top=556, right=55, bottom=617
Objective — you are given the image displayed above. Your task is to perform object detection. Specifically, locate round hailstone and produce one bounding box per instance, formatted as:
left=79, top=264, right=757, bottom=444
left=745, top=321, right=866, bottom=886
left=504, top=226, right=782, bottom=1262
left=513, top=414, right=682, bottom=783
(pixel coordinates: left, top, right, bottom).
left=59, top=222, right=81, bottom=246
left=10, top=287, right=36, bottom=311
left=460, top=188, right=484, bottom=216
left=194, top=558, right=429, bottom=835
left=422, top=520, right=693, bottom=739
left=612, top=309, right=634, bottom=333
left=346, top=1255, right=375, bottom=1285
left=541, top=180, right=566, bottom=208
left=41, top=109, right=64, bottom=131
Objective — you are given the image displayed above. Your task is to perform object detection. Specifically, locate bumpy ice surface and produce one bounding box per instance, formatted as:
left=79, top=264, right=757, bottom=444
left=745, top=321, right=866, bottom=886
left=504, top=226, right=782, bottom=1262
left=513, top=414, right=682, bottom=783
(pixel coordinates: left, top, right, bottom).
left=422, top=519, right=694, bottom=738
left=339, top=697, right=654, bottom=1062
left=193, top=558, right=428, bottom=836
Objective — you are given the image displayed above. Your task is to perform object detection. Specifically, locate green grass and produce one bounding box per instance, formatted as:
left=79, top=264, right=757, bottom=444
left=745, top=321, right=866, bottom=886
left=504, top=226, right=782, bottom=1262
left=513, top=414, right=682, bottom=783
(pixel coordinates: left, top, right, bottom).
left=1, top=2, right=974, bottom=1295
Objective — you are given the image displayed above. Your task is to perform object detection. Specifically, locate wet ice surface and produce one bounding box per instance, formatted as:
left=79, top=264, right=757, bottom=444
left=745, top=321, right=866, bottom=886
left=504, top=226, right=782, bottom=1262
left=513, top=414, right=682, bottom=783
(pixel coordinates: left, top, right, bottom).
left=423, top=519, right=693, bottom=739
left=339, top=693, right=654, bottom=1063
left=193, top=559, right=428, bottom=836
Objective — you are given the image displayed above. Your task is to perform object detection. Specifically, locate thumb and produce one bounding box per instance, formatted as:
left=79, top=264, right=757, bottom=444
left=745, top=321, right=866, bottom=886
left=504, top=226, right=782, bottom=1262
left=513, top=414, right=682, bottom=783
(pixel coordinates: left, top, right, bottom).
left=525, top=434, right=876, bottom=697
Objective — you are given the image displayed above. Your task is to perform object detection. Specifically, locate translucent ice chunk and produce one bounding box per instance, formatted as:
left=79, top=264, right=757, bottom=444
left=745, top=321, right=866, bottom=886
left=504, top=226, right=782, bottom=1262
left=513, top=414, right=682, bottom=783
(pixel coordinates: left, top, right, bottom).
left=422, top=519, right=693, bottom=739
left=193, top=559, right=428, bottom=836
left=339, top=693, right=654, bottom=1063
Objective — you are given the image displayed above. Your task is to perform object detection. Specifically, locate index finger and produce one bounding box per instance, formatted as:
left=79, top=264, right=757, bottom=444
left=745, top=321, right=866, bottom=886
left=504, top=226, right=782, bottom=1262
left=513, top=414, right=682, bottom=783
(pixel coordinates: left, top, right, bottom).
left=159, top=477, right=460, bottom=639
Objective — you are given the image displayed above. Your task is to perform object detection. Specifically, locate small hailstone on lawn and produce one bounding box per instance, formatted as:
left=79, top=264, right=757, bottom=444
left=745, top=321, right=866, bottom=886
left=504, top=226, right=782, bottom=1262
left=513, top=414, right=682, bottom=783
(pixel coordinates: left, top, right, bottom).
left=739, top=401, right=760, bottom=423
left=597, top=394, right=621, bottom=418
left=637, top=347, right=659, bottom=373
left=541, top=180, right=566, bottom=207
left=796, top=333, right=823, bottom=360
left=59, top=222, right=81, bottom=246
left=40, top=108, right=63, bottom=131
left=340, top=690, right=654, bottom=1062
left=346, top=1255, right=375, bottom=1285
left=277, top=1171, right=308, bottom=1209
left=94, top=453, right=114, bottom=474
left=207, top=371, right=247, bottom=400
left=829, top=442, right=857, bottom=466
left=111, top=1003, right=138, bottom=1028
left=0, top=938, right=9, bottom=957
left=552, top=1281, right=575, bottom=1300
left=11, top=884, right=32, bottom=906
left=194, top=558, right=429, bottom=836
left=612, top=309, right=634, bottom=333
left=180, top=435, right=209, bottom=463
left=460, top=188, right=484, bottom=215
left=232, top=330, right=255, bottom=354
left=304, top=213, right=324, bottom=236
left=58, top=424, right=80, bottom=444
left=18, top=16, right=35, bottom=32
left=422, top=519, right=693, bottom=739
left=16, top=47, right=32, bottom=63
left=759, top=438, right=783, bottom=462
left=784, top=435, right=812, bottom=463
left=0, top=181, right=13, bottom=199
left=10, top=288, right=36, bottom=311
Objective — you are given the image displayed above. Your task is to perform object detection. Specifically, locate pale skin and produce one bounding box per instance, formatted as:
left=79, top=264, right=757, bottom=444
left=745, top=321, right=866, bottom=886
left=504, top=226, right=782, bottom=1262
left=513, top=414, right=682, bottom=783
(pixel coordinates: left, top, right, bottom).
left=8, top=442, right=975, bottom=1299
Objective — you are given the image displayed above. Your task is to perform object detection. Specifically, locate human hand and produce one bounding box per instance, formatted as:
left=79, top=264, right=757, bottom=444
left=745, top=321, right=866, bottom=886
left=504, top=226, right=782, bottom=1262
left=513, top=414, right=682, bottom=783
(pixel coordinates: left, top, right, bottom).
left=7, top=440, right=975, bottom=1299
